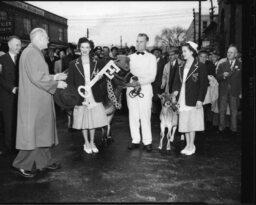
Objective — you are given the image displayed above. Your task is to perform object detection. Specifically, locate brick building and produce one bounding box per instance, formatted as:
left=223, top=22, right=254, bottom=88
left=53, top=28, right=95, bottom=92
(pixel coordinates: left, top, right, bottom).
left=0, top=1, right=68, bottom=52
left=216, top=0, right=242, bottom=56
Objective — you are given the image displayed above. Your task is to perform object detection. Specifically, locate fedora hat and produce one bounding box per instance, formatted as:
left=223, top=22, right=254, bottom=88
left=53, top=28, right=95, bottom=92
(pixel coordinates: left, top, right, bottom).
left=54, top=85, right=80, bottom=110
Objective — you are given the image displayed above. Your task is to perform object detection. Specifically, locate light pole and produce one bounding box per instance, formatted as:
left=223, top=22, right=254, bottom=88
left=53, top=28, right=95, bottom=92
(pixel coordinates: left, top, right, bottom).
left=198, top=0, right=202, bottom=49
left=193, top=8, right=196, bottom=42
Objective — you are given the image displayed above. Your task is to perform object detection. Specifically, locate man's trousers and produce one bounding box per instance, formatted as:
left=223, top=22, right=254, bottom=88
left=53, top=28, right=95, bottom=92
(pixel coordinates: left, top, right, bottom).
left=127, top=85, right=153, bottom=145
left=219, top=86, right=239, bottom=132
left=13, top=147, right=53, bottom=171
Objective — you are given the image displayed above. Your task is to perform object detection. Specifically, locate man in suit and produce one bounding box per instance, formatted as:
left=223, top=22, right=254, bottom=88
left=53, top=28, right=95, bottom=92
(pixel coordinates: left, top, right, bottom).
left=216, top=45, right=241, bottom=135
left=126, top=33, right=157, bottom=152
left=0, top=36, right=21, bottom=155
left=151, top=47, right=165, bottom=114
left=161, top=49, right=179, bottom=94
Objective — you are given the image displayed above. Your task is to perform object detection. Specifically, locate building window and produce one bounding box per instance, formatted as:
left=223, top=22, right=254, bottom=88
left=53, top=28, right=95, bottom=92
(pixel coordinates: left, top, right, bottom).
left=58, top=28, right=63, bottom=41
left=42, top=24, right=49, bottom=34
left=23, top=18, right=31, bottom=35
left=0, top=11, right=7, bottom=20
left=203, top=21, right=208, bottom=30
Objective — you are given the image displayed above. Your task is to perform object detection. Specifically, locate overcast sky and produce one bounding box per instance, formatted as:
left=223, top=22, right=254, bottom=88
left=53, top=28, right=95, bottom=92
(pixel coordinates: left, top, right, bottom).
left=27, top=1, right=218, bottom=47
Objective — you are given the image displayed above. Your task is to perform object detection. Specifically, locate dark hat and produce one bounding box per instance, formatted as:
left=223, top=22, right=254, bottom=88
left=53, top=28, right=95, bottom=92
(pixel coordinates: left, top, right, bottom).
left=198, top=49, right=209, bottom=55
left=94, top=46, right=103, bottom=52
left=54, top=85, right=80, bottom=110
left=169, top=48, right=179, bottom=55
left=210, top=50, right=220, bottom=56
left=151, top=47, right=162, bottom=53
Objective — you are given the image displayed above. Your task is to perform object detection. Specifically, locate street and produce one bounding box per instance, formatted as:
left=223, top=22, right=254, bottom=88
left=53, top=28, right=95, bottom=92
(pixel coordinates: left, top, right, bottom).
left=0, top=110, right=241, bottom=203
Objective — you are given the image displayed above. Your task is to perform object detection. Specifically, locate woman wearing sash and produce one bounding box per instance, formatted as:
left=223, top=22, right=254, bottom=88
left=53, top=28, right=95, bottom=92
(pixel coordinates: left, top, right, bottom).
left=67, top=37, right=108, bottom=154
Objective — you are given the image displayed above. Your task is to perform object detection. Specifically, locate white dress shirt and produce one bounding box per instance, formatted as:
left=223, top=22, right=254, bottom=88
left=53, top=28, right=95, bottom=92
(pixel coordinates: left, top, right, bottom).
left=129, top=51, right=157, bottom=86
left=9, top=52, right=16, bottom=64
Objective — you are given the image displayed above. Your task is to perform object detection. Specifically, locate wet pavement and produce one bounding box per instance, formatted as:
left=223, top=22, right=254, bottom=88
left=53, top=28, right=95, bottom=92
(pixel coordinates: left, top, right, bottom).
left=0, top=110, right=241, bottom=203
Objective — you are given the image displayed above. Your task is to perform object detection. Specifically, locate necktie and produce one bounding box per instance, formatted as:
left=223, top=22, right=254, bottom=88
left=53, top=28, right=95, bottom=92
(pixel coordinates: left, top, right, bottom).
left=136, top=52, right=145, bottom=55
left=14, top=55, right=17, bottom=64
left=230, top=60, right=233, bottom=70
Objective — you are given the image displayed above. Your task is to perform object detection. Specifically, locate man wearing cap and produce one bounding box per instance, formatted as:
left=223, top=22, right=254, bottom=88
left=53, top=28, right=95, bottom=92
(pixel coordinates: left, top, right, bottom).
left=216, top=45, right=241, bottom=135
left=161, top=48, right=180, bottom=94
left=151, top=47, right=165, bottom=114
left=0, top=36, right=21, bottom=155
left=126, top=33, right=157, bottom=152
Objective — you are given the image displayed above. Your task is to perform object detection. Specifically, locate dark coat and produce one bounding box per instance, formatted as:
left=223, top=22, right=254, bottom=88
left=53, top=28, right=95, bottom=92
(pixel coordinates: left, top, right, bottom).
left=0, top=53, right=19, bottom=149
left=62, top=53, right=79, bottom=72
left=45, top=56, right=57, bottom=74
left=205, top=61, right=216, bottom=77
left=168, top=59, right=179, bottom=93
left=172, top=58, right=208, bottom=106
left=66, top=57, right=106, bottom=105
left=152, top=57, right=165, bottom=95
left=0, top=53, right=18, bottom=96
left=216, top=58, right=241, bottom=97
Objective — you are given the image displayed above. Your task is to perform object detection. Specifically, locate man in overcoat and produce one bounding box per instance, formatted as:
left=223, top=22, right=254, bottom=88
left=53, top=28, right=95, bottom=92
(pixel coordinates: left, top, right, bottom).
left=12, top=28, right=67, bottom=178
left=0, top=36, right=21, bottom=155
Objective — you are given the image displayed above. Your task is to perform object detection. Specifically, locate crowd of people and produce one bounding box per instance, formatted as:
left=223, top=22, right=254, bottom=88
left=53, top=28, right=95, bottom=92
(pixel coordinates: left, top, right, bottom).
left=0, top=27, right=241, bottom=178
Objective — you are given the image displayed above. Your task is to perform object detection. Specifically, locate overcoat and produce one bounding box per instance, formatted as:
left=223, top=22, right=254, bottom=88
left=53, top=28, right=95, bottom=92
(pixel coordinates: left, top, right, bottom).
left=16, top=43, right=58, bottom=150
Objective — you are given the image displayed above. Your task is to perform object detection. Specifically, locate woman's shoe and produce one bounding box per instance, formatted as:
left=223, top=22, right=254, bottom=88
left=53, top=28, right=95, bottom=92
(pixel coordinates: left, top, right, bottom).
left=180, top=146, right=188, bottom=154
left=84, top=144, right=92, bottom=154
left=184, top=145, right=196, bottom=156
left=91, top=143, right=99, bottom=153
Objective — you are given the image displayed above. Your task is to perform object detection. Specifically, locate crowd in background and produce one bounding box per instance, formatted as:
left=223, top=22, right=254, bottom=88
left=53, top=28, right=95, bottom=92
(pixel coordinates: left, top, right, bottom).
left=0, top=37, right=242, bottom=157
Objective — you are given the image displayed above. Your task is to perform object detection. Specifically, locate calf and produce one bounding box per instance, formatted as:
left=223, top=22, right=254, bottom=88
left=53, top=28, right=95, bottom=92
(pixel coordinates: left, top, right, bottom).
left=158, top=93, right=179, bottom=151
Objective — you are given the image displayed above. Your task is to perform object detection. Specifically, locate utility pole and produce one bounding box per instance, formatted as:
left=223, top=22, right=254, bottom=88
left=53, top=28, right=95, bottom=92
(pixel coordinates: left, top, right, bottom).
left=120, top=36, right=122, bottom=49
left=193, top=8, right=196, bottom=42
left=198, top=0, right=202, bottom=49
left=209, top=0, right=216, bottom=23
left=87, top=28, right=89, bottom=39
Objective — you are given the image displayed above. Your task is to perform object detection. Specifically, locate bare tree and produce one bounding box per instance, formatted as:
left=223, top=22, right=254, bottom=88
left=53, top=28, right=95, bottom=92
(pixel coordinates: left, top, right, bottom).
left=155, top=26, right=187, bottom=51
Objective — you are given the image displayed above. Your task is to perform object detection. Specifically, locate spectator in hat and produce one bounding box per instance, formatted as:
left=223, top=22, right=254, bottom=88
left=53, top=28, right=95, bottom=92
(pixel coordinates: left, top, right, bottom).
left=151, top=47, right=165, bottom=114
left=93, top=46, right=104, bottom=59
left=172, top=41, right=208, bottom=155
left=102, top=46, right=111, bottom=63
left=161, top=48, right=180, bottom=94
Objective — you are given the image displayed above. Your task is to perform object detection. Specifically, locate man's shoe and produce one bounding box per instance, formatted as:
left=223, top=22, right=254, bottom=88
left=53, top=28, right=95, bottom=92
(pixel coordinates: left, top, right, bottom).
left=45, top=163, right=61, bottom=170
left=13, top=167, right=35, bottom=178
left=128, top=143, right=140, bottom=150
left=144, top=144, right=153, bottom=152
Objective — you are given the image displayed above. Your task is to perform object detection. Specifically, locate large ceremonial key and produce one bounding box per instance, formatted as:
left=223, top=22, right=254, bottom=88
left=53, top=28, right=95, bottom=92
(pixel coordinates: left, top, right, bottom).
left=78, top=60, right=120, bottom=108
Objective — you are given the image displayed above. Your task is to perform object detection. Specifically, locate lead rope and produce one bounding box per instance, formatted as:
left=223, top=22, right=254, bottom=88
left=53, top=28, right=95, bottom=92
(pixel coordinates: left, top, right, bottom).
left=106, top=79, right=122, bottom=110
